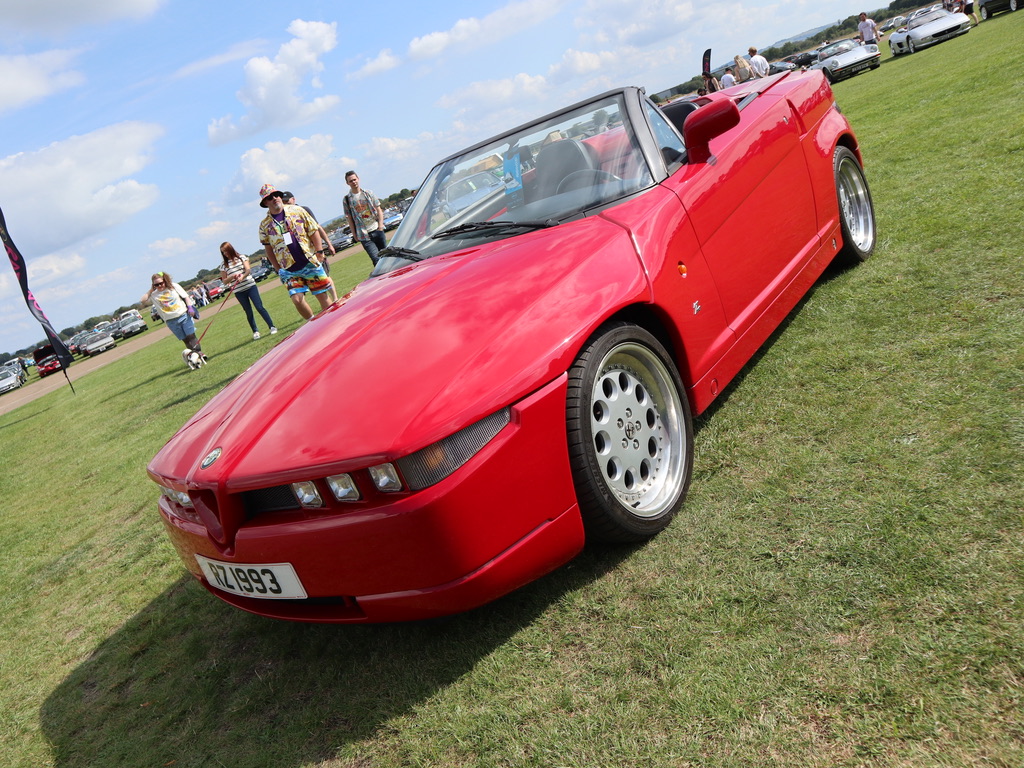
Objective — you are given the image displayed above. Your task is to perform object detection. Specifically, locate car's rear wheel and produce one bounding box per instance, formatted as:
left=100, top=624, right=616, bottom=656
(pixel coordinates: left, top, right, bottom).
left=566, top=322, right=693, bottom=542
left=834, top=146, right=876, bottom=265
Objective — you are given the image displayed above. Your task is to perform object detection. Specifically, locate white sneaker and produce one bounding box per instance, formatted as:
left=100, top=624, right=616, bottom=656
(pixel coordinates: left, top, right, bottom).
left=270, top=327, right=278, bottom=335
left=253, top=331, right=261, bottom=340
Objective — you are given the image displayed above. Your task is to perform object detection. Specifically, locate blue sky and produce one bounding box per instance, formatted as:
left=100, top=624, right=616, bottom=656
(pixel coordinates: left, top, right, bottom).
left=0, top=0, right=864, bottom=354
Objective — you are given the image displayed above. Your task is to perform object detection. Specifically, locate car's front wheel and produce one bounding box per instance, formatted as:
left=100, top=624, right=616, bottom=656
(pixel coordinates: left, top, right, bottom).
left=566, top=322, right=693, bottom=542
left=908, top=38, right=917, bottom=53
left=834, top=146, right=876, bottom=265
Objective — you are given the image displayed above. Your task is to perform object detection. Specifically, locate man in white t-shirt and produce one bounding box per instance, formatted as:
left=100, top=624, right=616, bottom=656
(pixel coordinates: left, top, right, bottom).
left=748, top=47, right=769, bottom=78
left=857, top=13, right=880, bottom=45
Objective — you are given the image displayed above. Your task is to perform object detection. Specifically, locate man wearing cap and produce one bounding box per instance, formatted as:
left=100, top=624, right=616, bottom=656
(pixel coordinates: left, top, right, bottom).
left=257, top=183, right=337, bottom=321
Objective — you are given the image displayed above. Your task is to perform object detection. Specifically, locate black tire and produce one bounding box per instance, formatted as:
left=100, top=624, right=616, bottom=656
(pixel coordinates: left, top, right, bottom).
left=834, top=146, right=876, bottom=265
left=566, top=322, right=693, bottom=542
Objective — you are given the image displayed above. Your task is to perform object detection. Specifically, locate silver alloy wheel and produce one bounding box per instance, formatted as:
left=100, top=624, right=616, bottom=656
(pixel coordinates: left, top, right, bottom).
left=589, top=341, right=686, bottom=518
left=836, top=150, right=875, bottom=258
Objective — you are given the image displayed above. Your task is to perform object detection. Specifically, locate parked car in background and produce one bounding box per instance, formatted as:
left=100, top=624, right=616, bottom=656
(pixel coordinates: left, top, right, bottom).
left=79, top=331, right=116, bottom=356
left=809, top=39, right=881, bottom=82
left=2, top=360, right=28, bottom=385
left=439, top=171, right=504, bottom=217
left=889, top=8, right=971, bottom=55
left=978, top=0, right=1018, bottom=19
left=120, top=309, right=145, bottom=323
left=33, top=345, right=64, bottom=377
left=251, top=261, right=273, bottom=281
left=118, top=315, right=148, bottom=338
left=329, top=230, right=353, bottom=250
left=768, top=60, right=797, bottom=75
left=0, top=366, right=23, bottom=395
left=879, top=15, right=905, bottom=32
left=68, top=331, right=90, bottom=356
left=149, top=74, right=875, bottom=624
left=784, top=50, right=818, bottom=67
left=205, top=279, right=227, bottom=300
left=383, top=211, right=404, bottom=230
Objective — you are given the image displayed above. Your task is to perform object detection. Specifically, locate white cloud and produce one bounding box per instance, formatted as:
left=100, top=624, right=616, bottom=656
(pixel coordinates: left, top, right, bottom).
left=437, top=73, right=548, bottom=111
left=0, top=0, right=163, bottom=33
left=348, top=49, right=401, bottom=80
left=408, top=0, right=566, bottom=59
left=172, top=40, right=268, bottom=80
left=208, top=19, right=340, bottom=145
left=0, top=50, right=86, bottom=113
left=226, top=134, right=354, bottom=206
left=0, top=121, right=163, bottom=255
left=576, top=0, right=698, bottom=47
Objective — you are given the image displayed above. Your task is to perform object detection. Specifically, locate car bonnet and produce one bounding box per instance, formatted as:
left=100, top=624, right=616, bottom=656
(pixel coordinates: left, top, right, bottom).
left=149, top=217, right=646, bottom=489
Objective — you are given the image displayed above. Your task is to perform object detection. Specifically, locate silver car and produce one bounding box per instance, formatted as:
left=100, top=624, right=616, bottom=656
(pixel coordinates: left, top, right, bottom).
left=808, top=40, right=881, bottom=83
left=889, top=9, right=971, bottom=56
left=0, top=367, right=23, bottom=394
left=80, top=331, right=116, bottom=357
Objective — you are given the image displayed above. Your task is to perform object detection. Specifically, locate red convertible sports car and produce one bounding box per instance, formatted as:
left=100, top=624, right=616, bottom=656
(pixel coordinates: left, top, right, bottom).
left=149, top=72, right=875, bottom=623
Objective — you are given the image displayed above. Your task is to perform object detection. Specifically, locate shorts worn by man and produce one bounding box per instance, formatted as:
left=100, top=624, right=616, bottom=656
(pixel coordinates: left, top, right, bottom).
left=257, top=183, right=337, bottom=321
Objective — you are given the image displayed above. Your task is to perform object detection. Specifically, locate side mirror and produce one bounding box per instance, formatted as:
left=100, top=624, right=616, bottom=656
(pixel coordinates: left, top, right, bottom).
left=683, top=98, right=741, bottom=165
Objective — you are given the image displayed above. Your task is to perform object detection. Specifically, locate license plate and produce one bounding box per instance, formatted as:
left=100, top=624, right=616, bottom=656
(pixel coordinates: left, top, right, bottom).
left=195, top=555, right=307, bottom=599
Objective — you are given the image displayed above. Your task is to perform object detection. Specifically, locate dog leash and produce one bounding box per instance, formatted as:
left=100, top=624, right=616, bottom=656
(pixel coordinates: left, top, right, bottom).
left=195, top=285, right=236, bottom=343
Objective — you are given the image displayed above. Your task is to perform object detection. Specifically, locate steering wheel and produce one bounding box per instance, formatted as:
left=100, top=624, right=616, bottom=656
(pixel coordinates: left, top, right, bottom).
left=556, top=169, right=620, bottom=195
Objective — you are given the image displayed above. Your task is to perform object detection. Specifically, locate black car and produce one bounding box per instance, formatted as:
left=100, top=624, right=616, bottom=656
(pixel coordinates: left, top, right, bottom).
left=978, top=0, right=1018, bottom=19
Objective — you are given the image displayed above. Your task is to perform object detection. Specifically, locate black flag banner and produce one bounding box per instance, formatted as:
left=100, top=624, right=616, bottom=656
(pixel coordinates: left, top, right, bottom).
left=702, top=48, right=712, bottom=76
left=1, top=205, right=76, bottom=388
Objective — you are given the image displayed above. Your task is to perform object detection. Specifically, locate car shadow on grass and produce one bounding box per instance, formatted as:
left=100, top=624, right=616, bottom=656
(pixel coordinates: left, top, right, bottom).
left=40, top=544, right=638, bottom=767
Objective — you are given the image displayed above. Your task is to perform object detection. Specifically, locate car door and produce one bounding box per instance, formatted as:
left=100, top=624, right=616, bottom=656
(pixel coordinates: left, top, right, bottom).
left=665, top=95, right=819, bottom=341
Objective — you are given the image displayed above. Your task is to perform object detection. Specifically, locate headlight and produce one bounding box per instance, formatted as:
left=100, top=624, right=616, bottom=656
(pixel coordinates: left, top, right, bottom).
left=396, top=407, right=511, bottom=491
left=368, top=463, right=403, bottom=493
left=159, top=484, right=193, bottom=508
left=291, top=480, right=323, bottom=508
left=326, top=473, right=360, bottom=502
left=829, top=59, right=839, bottom=68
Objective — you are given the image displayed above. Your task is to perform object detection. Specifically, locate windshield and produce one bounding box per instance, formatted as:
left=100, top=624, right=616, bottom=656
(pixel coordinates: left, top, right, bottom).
left=910, top=10, right=945, bottom=27
left=819, top=41, right=857, bottom=58
left=386, top=93, right=653, bottom=265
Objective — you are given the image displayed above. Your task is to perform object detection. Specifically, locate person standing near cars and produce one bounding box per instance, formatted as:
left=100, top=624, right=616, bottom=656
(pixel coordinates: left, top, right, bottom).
left=720, top=67, right=737, bottom=88
left=857, top=12, right=880, bottom=44
left=258, top=183, right=337, bottom=322
left=281, top=191, right=335, bottom=273
left=733, top=55, right=754, bottom=82
left=748, top=47, right=769, bottom=78
left=219, top=242, right=277, bottom=340
left=140, top=271, right=207, bottom=362
left=342, top=171, right=387, bottom=267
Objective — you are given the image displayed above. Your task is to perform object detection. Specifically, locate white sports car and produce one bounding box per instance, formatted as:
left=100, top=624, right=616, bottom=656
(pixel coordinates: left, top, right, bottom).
left=889, top=9, right=971, bottom=56
left=808, top=40, right=881, bottom=83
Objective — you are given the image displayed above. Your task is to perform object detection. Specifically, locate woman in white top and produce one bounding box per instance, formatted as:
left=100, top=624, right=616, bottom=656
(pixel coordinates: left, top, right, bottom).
left=141, top=271, right=207, bottom=361
left=220, top=242, right=277, bottom=340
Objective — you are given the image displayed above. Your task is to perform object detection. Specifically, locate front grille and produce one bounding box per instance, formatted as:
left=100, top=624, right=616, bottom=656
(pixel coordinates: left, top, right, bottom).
left=242, top=484, right=299, bottom=515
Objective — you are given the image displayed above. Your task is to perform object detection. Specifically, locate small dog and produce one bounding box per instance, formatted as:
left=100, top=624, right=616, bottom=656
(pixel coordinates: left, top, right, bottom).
left=182, top=349, right=206, bottom=370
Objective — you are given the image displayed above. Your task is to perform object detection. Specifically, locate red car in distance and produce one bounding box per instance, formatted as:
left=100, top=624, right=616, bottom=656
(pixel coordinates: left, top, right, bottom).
left=149, top=74, right=875, bottom=623
left=33, top=345, right=65, bottom=377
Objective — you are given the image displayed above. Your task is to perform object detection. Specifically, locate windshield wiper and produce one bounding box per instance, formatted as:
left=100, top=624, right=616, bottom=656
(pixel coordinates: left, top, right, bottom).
left=431, top=219, right=558, bottom=240
left=377, top=246, right=426, bottom=262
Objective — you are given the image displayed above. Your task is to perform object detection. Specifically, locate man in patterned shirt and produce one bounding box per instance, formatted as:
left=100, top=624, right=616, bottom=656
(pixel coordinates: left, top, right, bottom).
left=342, top=171, right=387, bottom=266
left=257, top=183, right=337, bottom=321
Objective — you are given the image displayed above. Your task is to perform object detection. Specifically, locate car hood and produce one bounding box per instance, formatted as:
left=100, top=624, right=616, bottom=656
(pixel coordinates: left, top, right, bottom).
left=149, top=216, right=648, bottom=489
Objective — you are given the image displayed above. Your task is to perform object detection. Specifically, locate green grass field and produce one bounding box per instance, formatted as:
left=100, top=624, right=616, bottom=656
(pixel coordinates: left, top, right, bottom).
left=2, top=16, right=1022, bottom=767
